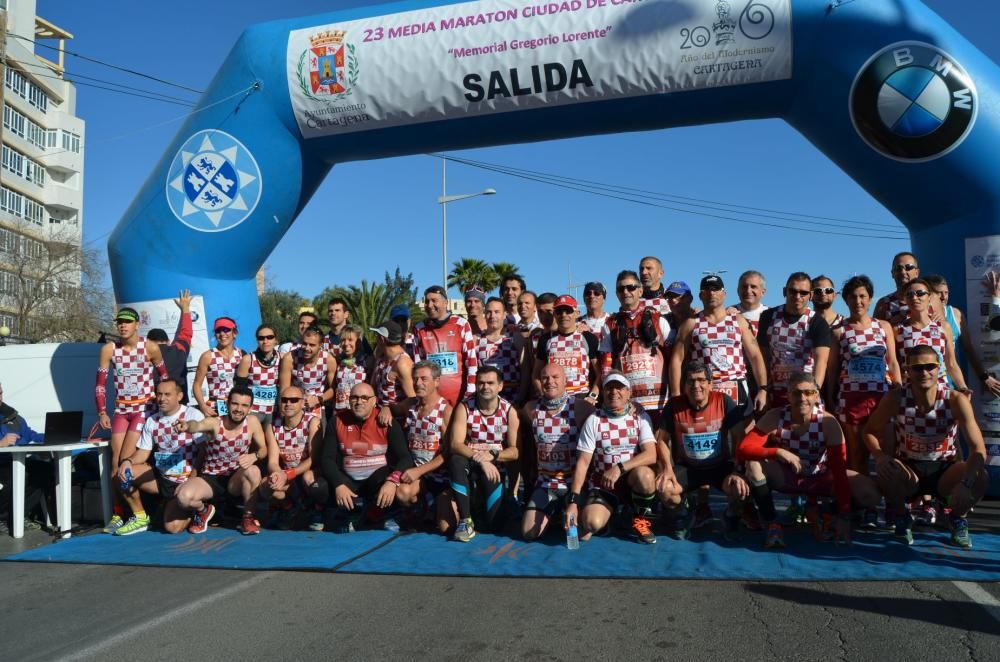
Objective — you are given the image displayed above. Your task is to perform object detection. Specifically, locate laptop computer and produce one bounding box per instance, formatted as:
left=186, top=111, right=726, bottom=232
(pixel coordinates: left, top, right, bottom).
left=42, top=411, right=84, bottom=445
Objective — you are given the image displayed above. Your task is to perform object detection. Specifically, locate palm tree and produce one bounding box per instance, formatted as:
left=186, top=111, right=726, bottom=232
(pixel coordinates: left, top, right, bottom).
left=448, top=258, right=499, bottom=294
left=330, top=280, right=401, bottom=347
left=491, top=261, right=521, bottom=284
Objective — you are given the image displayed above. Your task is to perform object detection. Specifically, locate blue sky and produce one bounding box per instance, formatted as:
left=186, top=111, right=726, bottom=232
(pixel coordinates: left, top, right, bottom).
left=38, top=1, right=999, bottom=312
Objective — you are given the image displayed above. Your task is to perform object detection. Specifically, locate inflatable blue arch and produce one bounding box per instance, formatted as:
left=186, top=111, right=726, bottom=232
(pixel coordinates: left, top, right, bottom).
left=109, top=0, right=1000, bottom=475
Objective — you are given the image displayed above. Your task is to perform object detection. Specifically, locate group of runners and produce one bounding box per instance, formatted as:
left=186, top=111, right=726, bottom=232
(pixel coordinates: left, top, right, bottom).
left=94, top=253, right=991, bottom=549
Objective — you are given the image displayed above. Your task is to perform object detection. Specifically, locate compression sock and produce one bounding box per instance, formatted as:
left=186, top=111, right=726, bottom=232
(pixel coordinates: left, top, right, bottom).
left=750, top=478, right=777, bottom=522
left=631, top=492, right=656, bottom=516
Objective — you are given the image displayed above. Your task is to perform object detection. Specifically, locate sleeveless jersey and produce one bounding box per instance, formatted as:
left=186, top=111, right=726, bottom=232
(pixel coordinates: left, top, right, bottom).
left=773, top=405, right=828, bottom=475
left=334, top=361, right=368, bottom=411
left=272, top=412, right=315, bottom=470
left=292, top=347, right=331, bottom=399
left=533, top=398, right=579, bottom=490
left=876, top=292, right=908, bottom=322
left=579, top=313, right=609, bottom=341
left=737, top=304, right=768, bottom=337
left=585, top=410, right=648, bottom=488
left=405, top=397, right=449, bottom=477
left=838, top=320, right=889, bottom=394
left=206, top=347, right=243, bottom=404
left=766, top=310, right=817, bottom=390
left=643, top=294, right=672, bottom=318
left=335, top=409, right=390, bottom=481
left=476, top=333, right=521, bottom=395
left=894, top=386, right=958, bottom=462
left=464, top=397, right=510, bottom=453
left=540, top=331, right=593, bottom=395
left=690, top=313, right=747, bottom=384
left=148, top=408, right=200, bottom=484
left=669, top=392, right=730, bottom=468
left=202, top=418, right=252, bottom=476
left=413, top=315, right=477, bottom=407
left=112, top=338, right=156, bottom=414
left=605, top=307, right=668, bottom=412
left=247, top=352, right=280, bottom=415
left=373, top=353, right=404, bottom=407
left=896, top=321, right=949, bottom=385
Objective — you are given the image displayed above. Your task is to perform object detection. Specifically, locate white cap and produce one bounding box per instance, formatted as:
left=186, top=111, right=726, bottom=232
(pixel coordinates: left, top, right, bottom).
left=603, top=373, right=631, bottom=389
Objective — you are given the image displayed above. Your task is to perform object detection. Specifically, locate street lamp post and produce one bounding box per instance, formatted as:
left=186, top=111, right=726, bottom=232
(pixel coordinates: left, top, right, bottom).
left=437, top=160, right=496, bottom=293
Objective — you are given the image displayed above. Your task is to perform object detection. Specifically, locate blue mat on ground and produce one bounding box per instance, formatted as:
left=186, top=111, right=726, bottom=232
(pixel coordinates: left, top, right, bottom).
left=338, top=530, right=1000, bottom=581
left=4, top=528, right=396, bottom=571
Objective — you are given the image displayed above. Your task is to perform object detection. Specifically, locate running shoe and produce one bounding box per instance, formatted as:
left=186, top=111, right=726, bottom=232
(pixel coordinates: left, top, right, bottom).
left=103, top=514, right=124, bottom=534
left=671, top=508, right=693, bottom=541
left=240, top=513, right=261, bottom=536
left=742, top=501, right=762, bottom=531
left=308, top=508, right=325, bottom=532
left=188, top=504, right=216, bottom=534
left=860, top=507, right=879, bottom=531
left=914, top=502, right=937, bottom=527
left=453, top=517, right=477, bottom=543
left=113, top=514, right=150, bottom=536
left=781, top=496, right=806, bottom=526
left=950, top=518, right=972, bottom=549
left=893, top=513, right=914, bottom=546
left=632, top=514, right=656, bottom=544
left=881, top=506, right=897, bottom=531
left=382, top=517, right=401, bottom=533
left=692, top=502, right=714, bottom=530
left=764, top=522, right=785, bottom=549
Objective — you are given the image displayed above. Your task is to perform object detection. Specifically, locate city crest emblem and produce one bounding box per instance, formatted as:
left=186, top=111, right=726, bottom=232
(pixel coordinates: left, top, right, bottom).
left=297, top=29, right=360, bottom=101
left=165, top=130, right=262, bottom=233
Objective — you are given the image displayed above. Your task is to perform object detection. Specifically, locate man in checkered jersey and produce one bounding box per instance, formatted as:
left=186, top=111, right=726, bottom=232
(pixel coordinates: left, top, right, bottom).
left=738, top=371, right=879, bottom=548
left=173, top=386, right=268, bottom=535
left=565, top=371, right=659, bottom=544
left=862, top=344, right=989, bottom=549
left=442, top=366, right=521, bottom=542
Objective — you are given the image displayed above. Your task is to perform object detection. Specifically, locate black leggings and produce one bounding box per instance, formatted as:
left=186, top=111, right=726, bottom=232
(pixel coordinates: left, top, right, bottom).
left=448, top=454, right=505, bottom=531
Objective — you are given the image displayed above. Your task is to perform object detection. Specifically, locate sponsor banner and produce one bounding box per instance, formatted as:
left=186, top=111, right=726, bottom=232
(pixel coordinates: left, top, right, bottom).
left=964, top=236, right=1000, bottom=470
left=287, top=0, right=793, bottom=138
left=122, top=296, right=211, bottom=402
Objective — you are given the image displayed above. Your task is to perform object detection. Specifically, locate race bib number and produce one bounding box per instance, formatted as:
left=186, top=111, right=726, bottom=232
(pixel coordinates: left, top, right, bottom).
left=847, top=356, right=884, bottom=383
left=252, top=384, right=277, bottom=404
left=681, top=431, right=721, bottom=462
left=621, top=354, right=654, bottom=378
left=215, top=399, right=229, bottom=416
left=118, top=367, right=144, bottom=397
left=538, top=445, right=570, bottom=466
left=904, top=435, right=947, bottom=458
left=428, top=351, right=459, bottom=375
left=154, top=451, right=188, bottom=478
left=712, top=380, right=739, bottom=401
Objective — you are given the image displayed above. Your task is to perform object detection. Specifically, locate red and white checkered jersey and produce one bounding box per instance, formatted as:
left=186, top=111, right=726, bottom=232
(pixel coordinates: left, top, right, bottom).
left=272, top=412, right=315, bottom=469
left=766, top=310, right=817, bottom=390
left=578, top=313, right=609, bottom=342
left=477, top=332, right=521, bottom=395
left=405, top=397, right=449, bottom=473
left=838, top=320, right=890, bottom=394
left=413, top=315, right=478, bottom=407
left=334, top=361, right=368, bottom=411
left=735, top=304, right=768, bottom=337
left=138, top=406, right=205, bottom=484
left=576, top=408, right=655, bottom=488
left=532, top=398, right=579, bottom=490
left=773, top=405, right=828, bottom=475
left=894, top=386, right=958, bottom=462
left=113, top=338, right=156, bottom=414
left=463, top=397, right=510, bottom=453
left=643, top=295, right=672, bottom=318
left=201, top=418, right=252, bottom=476
left=876, top=292, right=908, bottom=322
left=896, top=321, right=949, bottom=386
left=690, top=313, right=747, bottom=382
left=373, top=353, right=404, bottom=407
left=292, top=347, right=331, bottom=398
left=247, top=352, right=280, bottom=415
left=539, top=331, right=594, bottom=395
left=206, top=347, right=243, bottom=403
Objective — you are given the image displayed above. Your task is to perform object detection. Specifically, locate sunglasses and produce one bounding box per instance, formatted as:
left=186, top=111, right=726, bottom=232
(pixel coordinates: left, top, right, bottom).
left=617, top=284, right=641, bottom=293
left=787, top=289, right=811, bottom=298
left=215, top=326, right=235, bottom=334
left=555, top=308, right=576, bottom=315
left=584, top=290, right=604, bottom=297
left=893, top=263, right=918, bottom=273
left=907, top=362, right=939, bottom=373
left=791, top=388, right=819, bottom=396
left=348, top=395, right=375, bottom=402
left=812, top=287, right=835, bottom=295
left=905, top=289, right=929, bottom=299
left=257, top=334, right=275, bottom=341
left=700, top=285, right=724, bottom=292
left=280, top=397, right=303, bottom=404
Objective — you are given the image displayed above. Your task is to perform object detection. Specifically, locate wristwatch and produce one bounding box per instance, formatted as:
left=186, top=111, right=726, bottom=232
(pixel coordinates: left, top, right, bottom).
left=566, top=492, right=579, bottom=505
left=617, top=461, right=626, bottom=474
left=490, top=449, right=500, bottom=461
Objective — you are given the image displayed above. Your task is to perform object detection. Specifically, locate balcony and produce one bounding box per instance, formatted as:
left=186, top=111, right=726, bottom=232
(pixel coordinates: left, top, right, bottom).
left=43, top=181, right=80, bottom=213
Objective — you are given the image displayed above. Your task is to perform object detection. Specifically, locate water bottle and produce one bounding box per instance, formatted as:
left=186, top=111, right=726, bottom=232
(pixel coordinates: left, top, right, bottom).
left=566, top=515, right=580, bottom=550
left=120, top=466, right=133, bottom=491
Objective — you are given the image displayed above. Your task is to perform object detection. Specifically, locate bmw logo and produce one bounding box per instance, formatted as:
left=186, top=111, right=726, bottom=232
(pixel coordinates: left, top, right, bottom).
left=850, top=42, right=977, bottom=162
left=166, top=129, right=262, bottom=232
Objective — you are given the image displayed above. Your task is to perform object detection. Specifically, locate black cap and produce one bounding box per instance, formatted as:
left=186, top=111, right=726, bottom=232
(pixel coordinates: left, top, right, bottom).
left=583, top=281, right=606, bottom=296
left=370, top=320, right=404, bottom=344
left=147, top=328, right=169, bottom=342
left=700, top=274, right=725, bottom=290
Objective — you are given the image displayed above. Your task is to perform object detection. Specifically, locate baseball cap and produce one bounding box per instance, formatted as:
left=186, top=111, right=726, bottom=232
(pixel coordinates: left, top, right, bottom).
left=370, top=320, right=404, bottom=344
left=554, top=295, right=578, bottom=310
left=603, top=372, right=631, bottom=389
left=666, top=281, right=691, bottom=296
left=147, top=328, right=169, bottom=342
left=700, top=275, right=725, bottom=290
left=583, top=281, right=606, bottom=296
left=114, top=307, right=139, bottom=323
left=389, top=304, right=410, bottom=320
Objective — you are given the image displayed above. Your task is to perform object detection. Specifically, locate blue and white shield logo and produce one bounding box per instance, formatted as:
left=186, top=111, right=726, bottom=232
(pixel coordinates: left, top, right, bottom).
left=166, top=130, right=262, bottom=232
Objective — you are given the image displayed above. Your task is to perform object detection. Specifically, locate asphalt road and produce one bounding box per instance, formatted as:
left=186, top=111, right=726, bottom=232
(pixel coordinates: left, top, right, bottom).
left=2, top=504, right=999, bottom=662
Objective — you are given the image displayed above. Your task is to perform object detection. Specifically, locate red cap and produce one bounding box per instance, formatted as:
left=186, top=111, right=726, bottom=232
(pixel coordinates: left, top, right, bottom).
left=554, top=295, right=578, bottom=310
